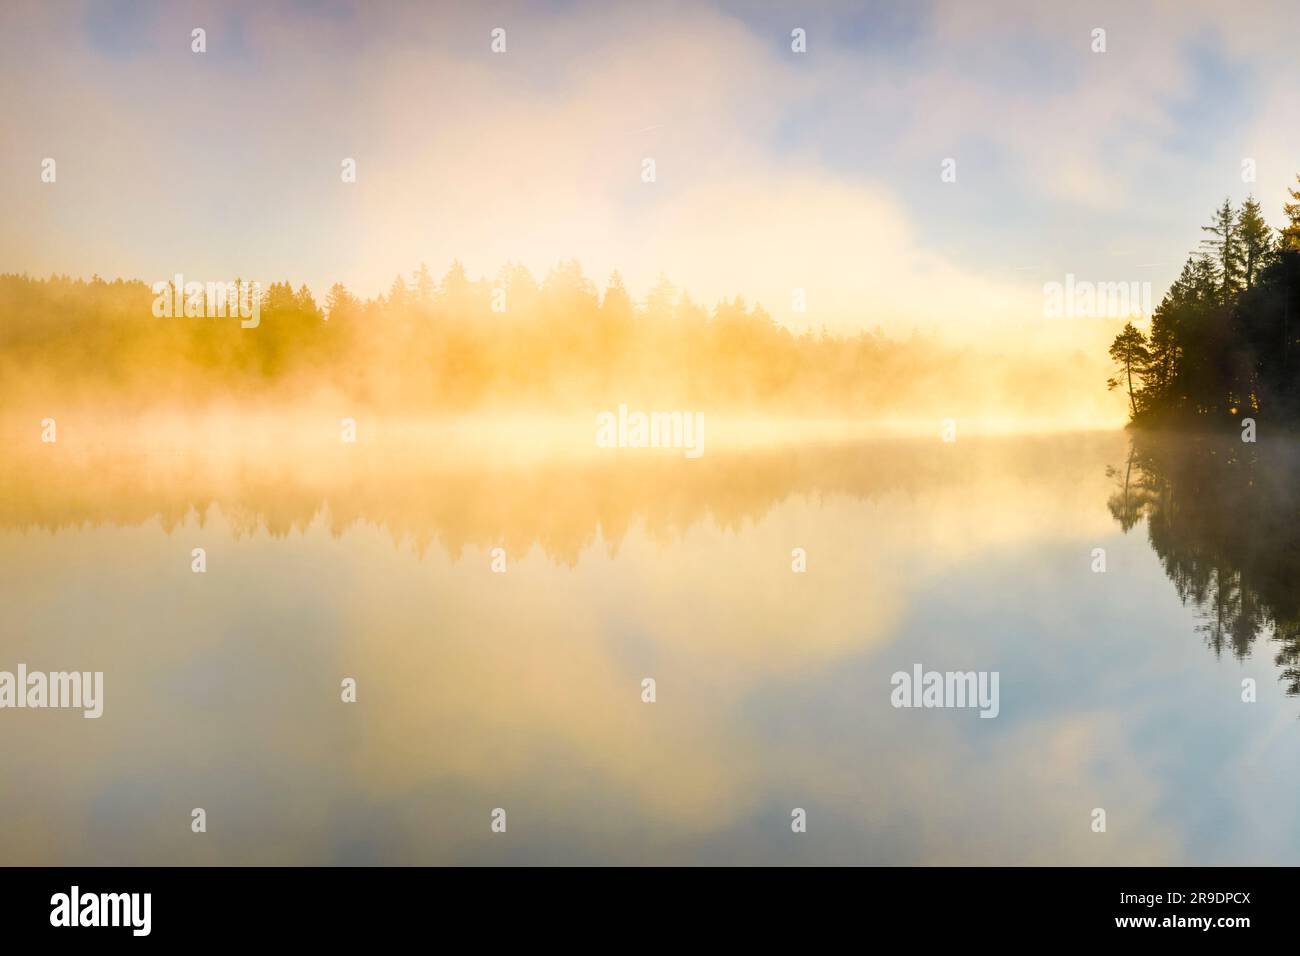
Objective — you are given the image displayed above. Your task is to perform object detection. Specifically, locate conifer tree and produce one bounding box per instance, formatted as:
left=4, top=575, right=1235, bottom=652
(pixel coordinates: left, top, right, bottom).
left=1237, top=196, right=1274, bottom=291
left=1200, top=197, right=1243, bottom=305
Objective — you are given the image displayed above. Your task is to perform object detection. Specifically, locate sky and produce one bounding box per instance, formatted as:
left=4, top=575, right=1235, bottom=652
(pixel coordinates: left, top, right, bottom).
left=2, top=0, right=1299, bottom=344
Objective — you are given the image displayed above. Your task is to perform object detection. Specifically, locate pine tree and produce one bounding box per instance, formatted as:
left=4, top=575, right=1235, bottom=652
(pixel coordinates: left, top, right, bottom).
left=1200, top=198, right=1243, bottom=305
left=325, top=282, right=357, bottom=321
left=387, top=274, right=409, bottom=308
left=1237, top=196, right=1275, bottom=291
left=412, top=262, right=435, bottom=307
left=1107, top=322, right=1151, bottom=420
left=1282, top=174, right=1300, bottom=252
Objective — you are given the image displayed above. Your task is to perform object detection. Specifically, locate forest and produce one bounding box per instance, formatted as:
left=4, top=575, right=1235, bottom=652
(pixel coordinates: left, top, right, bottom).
left=1108, top=175, right=1300, bottom=427
left=0, top=260, right=1105, bottom=422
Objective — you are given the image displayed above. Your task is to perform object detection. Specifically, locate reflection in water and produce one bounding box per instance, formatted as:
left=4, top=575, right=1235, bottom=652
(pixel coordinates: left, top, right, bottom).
left=1108, top=433, right=1300, bottom=694
left=3, top=424, right=1299, bottom=865
left=2, top=428, right=1102, bottom=563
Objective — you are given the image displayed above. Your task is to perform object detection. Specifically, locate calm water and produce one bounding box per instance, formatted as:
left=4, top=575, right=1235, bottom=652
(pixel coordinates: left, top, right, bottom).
left=2, top=426, right=1297, bottom=865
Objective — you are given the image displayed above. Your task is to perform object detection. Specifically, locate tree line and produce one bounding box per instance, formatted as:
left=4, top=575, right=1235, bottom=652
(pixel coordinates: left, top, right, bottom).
left=0, top=261, right=1103, bottom=420
left=1108, top=175, right=1300, bottom=426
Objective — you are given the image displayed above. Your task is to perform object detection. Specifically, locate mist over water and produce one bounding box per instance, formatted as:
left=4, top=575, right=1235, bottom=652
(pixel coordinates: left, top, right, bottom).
left=3, top=420, right=1297, bottom=864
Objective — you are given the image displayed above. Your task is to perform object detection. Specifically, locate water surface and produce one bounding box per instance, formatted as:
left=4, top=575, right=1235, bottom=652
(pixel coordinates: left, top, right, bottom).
left=2, top=426, right=1296, bottom=864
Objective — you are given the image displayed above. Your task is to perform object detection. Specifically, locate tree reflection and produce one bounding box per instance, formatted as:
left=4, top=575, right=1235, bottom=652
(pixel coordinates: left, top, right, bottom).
left=1109, top=432, right=1300, bottom=693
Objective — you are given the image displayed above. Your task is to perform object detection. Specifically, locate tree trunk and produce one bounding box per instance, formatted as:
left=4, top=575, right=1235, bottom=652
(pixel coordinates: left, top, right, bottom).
left=1126, top=348, right=1137, bottom=417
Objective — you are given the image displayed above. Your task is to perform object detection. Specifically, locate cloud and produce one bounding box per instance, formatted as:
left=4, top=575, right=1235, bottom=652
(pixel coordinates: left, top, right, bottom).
left=2, top=0, right=1299, bottom=342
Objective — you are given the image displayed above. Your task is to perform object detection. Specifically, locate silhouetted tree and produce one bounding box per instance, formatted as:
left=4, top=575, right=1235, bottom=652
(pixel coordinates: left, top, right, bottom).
left=1283, top=174, right=1300, bottom=252
left=1237, top=195, right=1275, bottom=292
left=1110, top=182, right=1300, bottom=426
left=1107, top=322, right=1150, bottom=417
left=1201, top=197, right=1243, bottom=306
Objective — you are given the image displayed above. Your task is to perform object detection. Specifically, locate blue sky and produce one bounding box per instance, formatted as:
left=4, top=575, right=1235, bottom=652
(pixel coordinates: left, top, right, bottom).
left=2, top=0, right=1299, bottom=343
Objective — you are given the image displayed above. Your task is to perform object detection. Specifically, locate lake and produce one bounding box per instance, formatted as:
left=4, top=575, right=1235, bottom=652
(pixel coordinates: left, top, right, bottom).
left=1, top=421, right=1296, bottom=864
